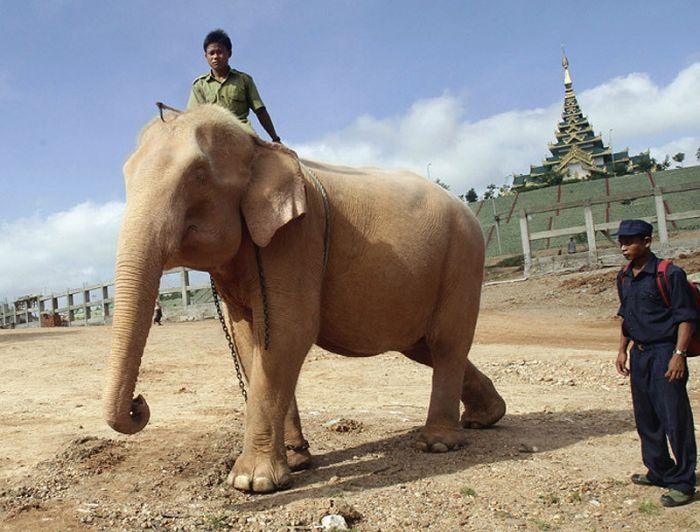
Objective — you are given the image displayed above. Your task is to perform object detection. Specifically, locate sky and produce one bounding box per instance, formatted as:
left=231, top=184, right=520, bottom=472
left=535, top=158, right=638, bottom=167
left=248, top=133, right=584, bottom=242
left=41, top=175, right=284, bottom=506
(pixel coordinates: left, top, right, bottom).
left=1, top=0, right=699, bottom=300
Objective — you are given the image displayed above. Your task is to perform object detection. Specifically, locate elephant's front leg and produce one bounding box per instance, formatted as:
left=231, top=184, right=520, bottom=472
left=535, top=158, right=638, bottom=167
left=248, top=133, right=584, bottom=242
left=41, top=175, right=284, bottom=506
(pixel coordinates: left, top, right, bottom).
left=226, top=344, right=307, bottom=493
left=226, top=310, right=313, bottom=473
left=284, top=396, right=313, bottom=471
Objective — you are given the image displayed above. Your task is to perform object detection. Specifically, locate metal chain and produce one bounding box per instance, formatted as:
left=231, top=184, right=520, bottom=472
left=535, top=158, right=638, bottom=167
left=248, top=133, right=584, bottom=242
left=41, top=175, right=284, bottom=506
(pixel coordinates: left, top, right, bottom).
left=254, top=245, right=271, bottom=350
left=210, top=165, right=328, bottom=403
left=210, top=276, right=248, bottom=402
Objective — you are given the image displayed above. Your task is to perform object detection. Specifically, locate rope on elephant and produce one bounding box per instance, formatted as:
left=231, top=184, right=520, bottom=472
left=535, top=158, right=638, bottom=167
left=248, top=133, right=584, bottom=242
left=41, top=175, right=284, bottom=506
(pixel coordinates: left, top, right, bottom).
left=301, top=164, right=331, bottom=272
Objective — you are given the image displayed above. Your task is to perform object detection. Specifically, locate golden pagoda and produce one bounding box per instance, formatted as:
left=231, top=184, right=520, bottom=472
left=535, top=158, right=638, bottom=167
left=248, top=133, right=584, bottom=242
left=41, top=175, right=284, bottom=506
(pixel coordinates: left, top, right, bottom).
left=513, top=53, right=650, bottom=189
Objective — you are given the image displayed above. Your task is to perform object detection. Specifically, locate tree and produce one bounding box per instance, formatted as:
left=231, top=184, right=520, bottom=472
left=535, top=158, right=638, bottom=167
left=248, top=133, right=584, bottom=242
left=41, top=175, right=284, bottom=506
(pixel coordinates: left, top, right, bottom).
left=482, top=183, right=497, bottom=199
left=465, top=188, right=478, bottom=203
left=672, top=152, right=685, bottom=168
left=498, top=183, right=513, bottom=197
left=696, top=147, right=700, bottom=162
left=434, top=178, right=450, bottom=191
left=636, top=157, right=653, bottom=173
left=545, top=171, right=563, bottom=185
left=655, top=155, right=671, bottom=171
left=613, top=162, right=628, bottom=176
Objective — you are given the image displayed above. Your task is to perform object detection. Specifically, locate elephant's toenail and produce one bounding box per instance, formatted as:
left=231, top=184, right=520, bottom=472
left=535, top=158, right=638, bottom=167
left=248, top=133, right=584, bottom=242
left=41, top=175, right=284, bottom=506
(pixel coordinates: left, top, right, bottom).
left=252, top=476, right=275, bottom=493
left=431, top=442, right=449, bottom=453
left=233, top=475, right=252, bottom=491
left=416, top=441, right=428, bottom=452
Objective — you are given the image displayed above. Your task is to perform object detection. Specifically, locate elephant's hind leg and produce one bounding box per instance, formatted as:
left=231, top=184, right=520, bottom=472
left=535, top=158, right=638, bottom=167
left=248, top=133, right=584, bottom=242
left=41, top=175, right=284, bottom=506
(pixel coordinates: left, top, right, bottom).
left=284, top=397, right=312, bottom=471
left=410, top=340, right=470, bottom=453
left=460, top=359, right=506, bottom=429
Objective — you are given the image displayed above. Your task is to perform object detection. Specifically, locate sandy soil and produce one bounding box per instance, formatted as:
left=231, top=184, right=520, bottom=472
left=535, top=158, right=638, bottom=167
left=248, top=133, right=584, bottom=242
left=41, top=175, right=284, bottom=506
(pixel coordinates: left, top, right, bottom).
left=1, top=257, right=700, bottom=531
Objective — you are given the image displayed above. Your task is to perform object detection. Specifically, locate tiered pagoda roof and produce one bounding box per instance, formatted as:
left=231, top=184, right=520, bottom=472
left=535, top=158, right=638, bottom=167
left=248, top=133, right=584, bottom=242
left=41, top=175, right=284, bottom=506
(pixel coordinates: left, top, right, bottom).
left=513, top=54, right=649, bottom=189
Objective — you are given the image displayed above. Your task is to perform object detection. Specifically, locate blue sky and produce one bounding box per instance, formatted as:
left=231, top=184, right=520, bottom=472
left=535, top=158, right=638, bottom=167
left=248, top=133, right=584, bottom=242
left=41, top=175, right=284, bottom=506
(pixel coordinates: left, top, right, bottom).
left=1, top=0, right=699, bottom=299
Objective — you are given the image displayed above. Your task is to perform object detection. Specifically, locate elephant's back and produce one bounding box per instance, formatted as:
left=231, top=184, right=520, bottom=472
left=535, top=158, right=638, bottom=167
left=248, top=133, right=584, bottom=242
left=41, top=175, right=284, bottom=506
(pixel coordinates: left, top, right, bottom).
left=303, top=160, right=481, bottom=251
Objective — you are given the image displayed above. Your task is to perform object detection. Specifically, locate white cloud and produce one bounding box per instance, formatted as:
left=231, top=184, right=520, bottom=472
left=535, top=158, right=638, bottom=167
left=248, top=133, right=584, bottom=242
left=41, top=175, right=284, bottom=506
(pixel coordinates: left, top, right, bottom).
left=0, top=202, right=123, bottom=300
left=3, top=63, right=700, bottom=301
left=292, top=62, right=700, bottom=195
left=649, top=136, right=700, bottom=165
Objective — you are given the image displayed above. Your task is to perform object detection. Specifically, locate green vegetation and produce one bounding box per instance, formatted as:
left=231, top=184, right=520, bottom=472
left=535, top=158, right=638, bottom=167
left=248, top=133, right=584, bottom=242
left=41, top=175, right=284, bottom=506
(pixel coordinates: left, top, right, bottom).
left=638, top=500, right=661, bottom=515
left=531, top=518, right=557, bottom=530
left=538, top=492, right=560, bottom=505
left=204, top=513, right=230, bottom=529
left=492, top=254, right=524, bottom=268
left=459, top=486, right=477, bottom=497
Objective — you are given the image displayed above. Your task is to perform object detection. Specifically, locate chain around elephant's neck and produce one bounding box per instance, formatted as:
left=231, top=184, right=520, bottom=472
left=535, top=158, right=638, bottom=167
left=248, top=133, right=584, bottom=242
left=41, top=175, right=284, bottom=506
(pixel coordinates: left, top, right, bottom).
left=209, top=163, right=330, bottom=402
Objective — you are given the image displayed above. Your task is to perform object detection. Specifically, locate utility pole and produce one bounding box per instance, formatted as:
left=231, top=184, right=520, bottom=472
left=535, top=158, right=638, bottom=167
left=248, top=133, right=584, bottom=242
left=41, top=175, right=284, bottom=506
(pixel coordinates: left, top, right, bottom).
left=492, top=197, right=502, bottom=255
left=609, top=129, right=614, bottom=175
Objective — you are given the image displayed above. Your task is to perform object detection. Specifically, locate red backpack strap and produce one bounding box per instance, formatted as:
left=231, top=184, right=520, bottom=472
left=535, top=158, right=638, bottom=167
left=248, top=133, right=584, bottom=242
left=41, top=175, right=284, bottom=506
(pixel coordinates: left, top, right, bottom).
left=655, top=259, right=672, bottom=307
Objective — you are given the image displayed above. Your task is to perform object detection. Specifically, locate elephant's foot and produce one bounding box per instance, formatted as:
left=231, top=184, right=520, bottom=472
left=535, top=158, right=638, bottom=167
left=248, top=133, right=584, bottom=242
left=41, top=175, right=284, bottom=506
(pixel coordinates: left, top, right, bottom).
left=286, top=440, right=312, bottom=471
left=226, top=451, right=291, bottom=493
left=461, top=394, right=506, bottom=429
left=416, top=424, right=469, bottom=453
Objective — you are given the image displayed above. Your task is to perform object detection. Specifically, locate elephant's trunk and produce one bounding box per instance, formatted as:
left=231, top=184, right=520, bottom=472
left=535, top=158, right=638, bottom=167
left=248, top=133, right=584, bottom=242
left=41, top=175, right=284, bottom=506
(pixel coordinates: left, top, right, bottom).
left=103, top=219, right=164, bottom=435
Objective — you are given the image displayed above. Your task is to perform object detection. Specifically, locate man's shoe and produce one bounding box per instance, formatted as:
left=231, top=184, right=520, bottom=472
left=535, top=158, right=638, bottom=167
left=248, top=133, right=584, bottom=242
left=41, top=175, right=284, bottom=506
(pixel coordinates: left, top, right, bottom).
left=630, top=473, right=655, bottom=486
left=660, top=489, right=693, bottom=508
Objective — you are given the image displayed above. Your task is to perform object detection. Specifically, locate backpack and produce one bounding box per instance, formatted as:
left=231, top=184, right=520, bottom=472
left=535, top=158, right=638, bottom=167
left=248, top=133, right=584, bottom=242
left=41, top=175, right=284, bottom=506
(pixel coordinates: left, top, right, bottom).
left=617, top=259, right=700, bottom=356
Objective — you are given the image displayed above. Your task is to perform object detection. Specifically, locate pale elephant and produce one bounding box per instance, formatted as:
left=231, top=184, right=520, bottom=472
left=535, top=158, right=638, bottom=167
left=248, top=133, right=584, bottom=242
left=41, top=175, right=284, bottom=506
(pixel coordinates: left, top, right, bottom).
left=104, top=104, right=506, bottom=493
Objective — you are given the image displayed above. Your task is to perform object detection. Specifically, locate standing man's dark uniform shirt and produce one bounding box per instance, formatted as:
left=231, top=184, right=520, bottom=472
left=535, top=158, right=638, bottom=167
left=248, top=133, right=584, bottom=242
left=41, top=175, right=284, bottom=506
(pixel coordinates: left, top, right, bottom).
left=618, top=253, right=697, bottom=497
left=618, top=254, right=697, bottom=345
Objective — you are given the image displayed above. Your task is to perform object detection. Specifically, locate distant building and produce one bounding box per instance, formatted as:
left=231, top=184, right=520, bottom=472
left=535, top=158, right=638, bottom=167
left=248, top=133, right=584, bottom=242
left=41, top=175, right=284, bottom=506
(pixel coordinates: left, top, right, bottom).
left=513, top=54, right=650, bottom=190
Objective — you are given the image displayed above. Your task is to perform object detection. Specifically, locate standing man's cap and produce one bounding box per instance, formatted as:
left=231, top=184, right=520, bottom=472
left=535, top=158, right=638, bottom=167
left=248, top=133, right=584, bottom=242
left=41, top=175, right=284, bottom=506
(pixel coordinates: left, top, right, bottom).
left=616, top=219, right=653, bottom=237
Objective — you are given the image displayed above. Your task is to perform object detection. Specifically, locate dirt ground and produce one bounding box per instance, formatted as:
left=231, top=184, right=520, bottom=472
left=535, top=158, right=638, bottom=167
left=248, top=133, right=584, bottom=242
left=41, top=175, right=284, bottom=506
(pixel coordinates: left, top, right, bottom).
left=2, top=256, right=700, bottom=531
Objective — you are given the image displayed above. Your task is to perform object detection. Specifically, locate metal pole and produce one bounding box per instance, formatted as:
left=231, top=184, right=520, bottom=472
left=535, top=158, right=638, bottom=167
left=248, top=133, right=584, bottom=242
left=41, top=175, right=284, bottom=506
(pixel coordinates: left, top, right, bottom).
left=492, top=197, right=502, bottom=255
left=519, top=210, right=532, bottom=277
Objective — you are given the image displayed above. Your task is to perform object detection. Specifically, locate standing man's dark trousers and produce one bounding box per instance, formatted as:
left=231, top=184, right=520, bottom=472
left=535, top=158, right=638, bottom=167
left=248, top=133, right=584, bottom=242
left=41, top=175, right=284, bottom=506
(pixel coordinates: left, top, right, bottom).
left=630, top=342, right=697, bottom=495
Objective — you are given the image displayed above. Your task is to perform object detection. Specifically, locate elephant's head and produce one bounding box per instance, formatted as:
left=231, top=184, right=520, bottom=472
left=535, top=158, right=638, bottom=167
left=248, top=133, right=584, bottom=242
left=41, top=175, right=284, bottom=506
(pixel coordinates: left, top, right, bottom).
left=104, top=105, right=307, bottom=434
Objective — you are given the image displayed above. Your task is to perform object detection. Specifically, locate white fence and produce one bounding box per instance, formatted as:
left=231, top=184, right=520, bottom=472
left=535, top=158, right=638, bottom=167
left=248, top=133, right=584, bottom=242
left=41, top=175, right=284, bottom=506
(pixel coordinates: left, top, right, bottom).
left=1, top=268, right=210, bottom=329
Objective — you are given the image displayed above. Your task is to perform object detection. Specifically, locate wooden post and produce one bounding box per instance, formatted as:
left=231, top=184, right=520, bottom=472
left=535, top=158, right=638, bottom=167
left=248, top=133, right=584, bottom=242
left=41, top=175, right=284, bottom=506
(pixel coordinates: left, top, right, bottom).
left=584, top=205, right=597, bottom=265
left=67, top=291, right=74, bottom=327
left=102, top=285, right=110, bottom=321
left=519, top=210, right=532, bottom=277
left=83, top=288, right=91, bottom=324
left=181, top=269, right=191, bottom=307
left=654, top=188, right=669, bottom=245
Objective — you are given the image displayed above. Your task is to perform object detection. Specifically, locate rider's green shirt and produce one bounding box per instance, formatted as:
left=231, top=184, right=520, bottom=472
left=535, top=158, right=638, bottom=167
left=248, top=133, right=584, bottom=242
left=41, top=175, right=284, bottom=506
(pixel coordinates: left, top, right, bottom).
left=187, top=68, right=265, bottom=123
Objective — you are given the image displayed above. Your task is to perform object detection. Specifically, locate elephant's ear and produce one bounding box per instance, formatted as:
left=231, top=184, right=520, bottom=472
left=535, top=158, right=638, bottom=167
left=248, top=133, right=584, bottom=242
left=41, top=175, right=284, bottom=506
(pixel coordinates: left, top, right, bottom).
left=241, top=141, right=307, bottom=247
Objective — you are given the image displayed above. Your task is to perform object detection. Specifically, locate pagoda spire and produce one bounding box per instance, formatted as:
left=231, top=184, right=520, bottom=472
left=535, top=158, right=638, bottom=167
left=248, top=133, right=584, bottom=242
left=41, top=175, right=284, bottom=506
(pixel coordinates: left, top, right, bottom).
left=512, top=51, right=650, bottom=189
left=562, top=50, right=572, bottom=87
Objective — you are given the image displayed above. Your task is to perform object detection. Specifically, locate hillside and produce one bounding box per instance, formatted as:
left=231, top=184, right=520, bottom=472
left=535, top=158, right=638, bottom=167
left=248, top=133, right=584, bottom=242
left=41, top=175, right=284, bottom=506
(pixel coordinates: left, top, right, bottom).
left=469, top=165, right=700, bottom=258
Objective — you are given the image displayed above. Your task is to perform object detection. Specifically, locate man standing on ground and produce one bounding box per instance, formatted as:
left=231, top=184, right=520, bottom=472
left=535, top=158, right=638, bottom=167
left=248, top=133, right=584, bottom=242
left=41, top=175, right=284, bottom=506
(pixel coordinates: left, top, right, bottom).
left=615, top=219, right=697, bottom=507
left=187, top=29, right=281, bottom=143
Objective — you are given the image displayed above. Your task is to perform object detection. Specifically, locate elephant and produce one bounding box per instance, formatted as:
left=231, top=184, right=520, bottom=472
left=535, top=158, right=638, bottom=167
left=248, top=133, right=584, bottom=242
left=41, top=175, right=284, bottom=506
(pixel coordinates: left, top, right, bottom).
left=104, top=104, right=506, bottom=493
